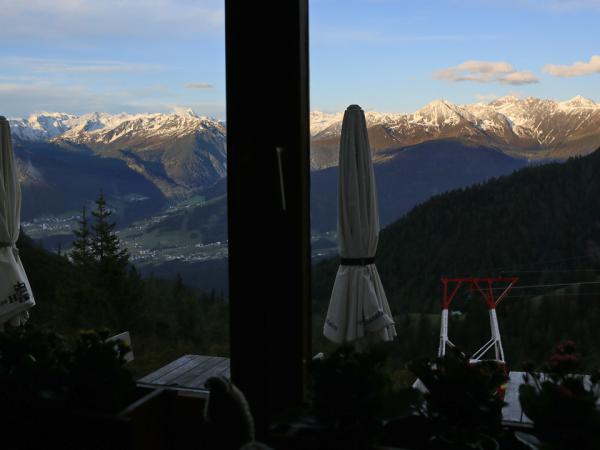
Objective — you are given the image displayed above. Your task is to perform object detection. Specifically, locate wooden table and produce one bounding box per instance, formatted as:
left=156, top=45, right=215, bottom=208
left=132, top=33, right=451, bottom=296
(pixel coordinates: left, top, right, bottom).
left=137, top=355, right=230, bottom=397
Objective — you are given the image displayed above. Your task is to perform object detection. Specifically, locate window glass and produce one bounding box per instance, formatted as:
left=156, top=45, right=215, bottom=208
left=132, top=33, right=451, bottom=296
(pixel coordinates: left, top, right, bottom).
left=3, top=0, right=229, bottom=380
left=310, top=0, right=600, bottom=369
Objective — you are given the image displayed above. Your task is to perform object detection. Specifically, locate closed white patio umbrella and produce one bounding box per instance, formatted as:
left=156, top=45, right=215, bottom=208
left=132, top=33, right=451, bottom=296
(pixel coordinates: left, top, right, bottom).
left=0, top=116, right=35, bottom=328
left=323, top=105, right=396, bottom=343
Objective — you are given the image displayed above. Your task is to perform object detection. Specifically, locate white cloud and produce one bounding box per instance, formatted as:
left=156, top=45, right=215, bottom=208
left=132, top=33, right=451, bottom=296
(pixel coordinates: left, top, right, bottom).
left=5, top=57, right=163, bottom=74
left=499, top=71, right=538, bottom=84
left=457, top=61, right=513, bottom=74
left=0, top=80, right=161, bottom=116
left=37, top=62, right=163, bottom=74
left=185, top=82, right=213, bottom=89
left=0, top=0, right=224, bottom=40
left=0, top=81, right=110, bottom=116
left=434, top=60, right=539, bottom=85
left=543, top=55, right=600, bottom=77
left=0, top=80, right=225, bottom=118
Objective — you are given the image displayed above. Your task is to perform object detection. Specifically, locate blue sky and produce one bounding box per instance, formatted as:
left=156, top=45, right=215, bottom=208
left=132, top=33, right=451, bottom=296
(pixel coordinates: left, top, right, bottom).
left=1, top=0, right=599, bottom=118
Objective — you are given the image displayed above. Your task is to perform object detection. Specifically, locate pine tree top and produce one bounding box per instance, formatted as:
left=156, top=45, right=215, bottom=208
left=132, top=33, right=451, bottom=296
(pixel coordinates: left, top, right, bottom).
left=71, top=205, right=92, bottom=266
left=71, top=192, right=129, bottom=267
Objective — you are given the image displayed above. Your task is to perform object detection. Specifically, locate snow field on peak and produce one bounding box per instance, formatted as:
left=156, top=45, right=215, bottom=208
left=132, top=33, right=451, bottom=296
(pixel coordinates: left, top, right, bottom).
left=9, top=110, right=225, bottom=144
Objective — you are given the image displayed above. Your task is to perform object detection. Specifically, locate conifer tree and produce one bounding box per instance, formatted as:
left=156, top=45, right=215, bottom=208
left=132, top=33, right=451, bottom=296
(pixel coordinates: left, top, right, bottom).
left=71, top=206, right=92, bottom=266
left=90, top=191, right=129, bottom=266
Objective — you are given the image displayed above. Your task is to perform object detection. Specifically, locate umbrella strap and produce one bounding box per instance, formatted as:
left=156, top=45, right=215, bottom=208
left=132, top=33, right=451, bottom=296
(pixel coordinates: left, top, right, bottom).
left=0, top=242, right=18, bottom=256
left=340, top=257, right=375, bottom=266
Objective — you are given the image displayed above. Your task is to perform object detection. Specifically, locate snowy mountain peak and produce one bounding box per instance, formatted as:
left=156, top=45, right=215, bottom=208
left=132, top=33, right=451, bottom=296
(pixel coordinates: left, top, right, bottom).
left=491, top=95, right=520, bottom=105
left=418, top=99, right=453, bottom=112
left=560, top=95, right=598, bottom=109
left=310, top=110, right=344, bottom=135
left=172, top=107, right=198, bottom=118
left=411, top=99, right=467, bottom=127
left=8, top=111, right=225, bottom=144
left=8, top=112, right=79, bottom=141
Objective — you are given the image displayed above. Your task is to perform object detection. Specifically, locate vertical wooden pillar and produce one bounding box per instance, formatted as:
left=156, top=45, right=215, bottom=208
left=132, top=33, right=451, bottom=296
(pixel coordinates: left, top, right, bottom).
left=225, top=0, right=311, bottom=437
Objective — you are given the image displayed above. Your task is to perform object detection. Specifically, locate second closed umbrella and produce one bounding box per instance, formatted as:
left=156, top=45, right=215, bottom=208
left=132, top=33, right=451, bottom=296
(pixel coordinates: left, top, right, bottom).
left=323, top=105, right=396, bottom=344
left=0, top=116, right=35, bottom=328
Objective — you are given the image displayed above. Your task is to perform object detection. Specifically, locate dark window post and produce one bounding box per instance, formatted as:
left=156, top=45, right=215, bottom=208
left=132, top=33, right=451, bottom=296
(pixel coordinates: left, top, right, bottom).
left=225, top=0, right=311, bottom=437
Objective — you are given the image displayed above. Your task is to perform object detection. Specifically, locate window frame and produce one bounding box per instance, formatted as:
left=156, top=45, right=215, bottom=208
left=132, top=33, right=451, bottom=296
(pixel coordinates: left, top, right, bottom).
left=225, top=0, right=311, bottom=436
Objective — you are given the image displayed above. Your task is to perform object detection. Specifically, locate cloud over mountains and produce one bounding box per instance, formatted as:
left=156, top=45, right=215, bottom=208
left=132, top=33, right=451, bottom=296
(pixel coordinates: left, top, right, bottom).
left=435, top=54, right=600, bottom=85
left=543, top=55, right=600, bottom=77
left=185, top=83, right=213, bottom=89
left=433, top=60, right=539, bottom=85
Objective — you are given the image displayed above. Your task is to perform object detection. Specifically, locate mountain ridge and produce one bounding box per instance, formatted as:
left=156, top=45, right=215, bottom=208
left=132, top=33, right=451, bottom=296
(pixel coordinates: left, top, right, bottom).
left=10, top=95, right=600, bottom=175
left=11, top=110, right=227, bottom=199
left=11, top=94, right=600, bottom=147
left=8, top=109, right=224, bottom=142
left=310, top=95, right=600, bottom=168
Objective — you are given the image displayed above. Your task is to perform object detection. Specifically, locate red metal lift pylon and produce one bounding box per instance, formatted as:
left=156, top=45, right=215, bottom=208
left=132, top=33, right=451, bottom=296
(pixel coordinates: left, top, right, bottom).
left=438, top=277, right=518, bottom=363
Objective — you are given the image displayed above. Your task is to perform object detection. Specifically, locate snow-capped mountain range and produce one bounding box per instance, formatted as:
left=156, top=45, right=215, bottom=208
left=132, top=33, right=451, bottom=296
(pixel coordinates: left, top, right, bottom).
left=11, top=95, right=600, bottom=149
left=310, top=95, right=600, bottom=167
left=8, top=95, right=600, bottom=197
left=310, top=95, right=600, bottom=136
left=9, top=108, right=224, bottom=144
left=11, top=109, right=227, bottom=199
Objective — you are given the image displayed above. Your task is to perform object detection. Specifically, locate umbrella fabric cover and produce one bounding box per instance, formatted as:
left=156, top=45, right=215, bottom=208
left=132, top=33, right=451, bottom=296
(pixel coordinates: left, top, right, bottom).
left=323, top=105, right=396, bottom=343
left=0, top=116, right=35, bottom=328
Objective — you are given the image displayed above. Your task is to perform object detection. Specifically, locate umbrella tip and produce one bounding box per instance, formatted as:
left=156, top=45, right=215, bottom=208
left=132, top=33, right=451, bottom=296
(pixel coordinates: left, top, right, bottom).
left=346, top=104, right=362, bottom=111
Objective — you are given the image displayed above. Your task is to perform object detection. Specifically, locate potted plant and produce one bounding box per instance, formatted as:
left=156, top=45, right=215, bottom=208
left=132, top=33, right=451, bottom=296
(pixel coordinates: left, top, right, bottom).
left=380, top=347, right=508, bottom=450
left=269, top=345, right=420, bottom=449
left=271, top=346, right=516, bottom=449
left=518, top=341, right=600, bottom=450
left=0, top=325, right=170, bottom=450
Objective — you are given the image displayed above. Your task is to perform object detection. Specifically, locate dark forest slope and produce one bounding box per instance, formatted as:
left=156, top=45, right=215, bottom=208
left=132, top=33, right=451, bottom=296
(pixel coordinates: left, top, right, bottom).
left=379, top=148, right=600, bottom=313
left=313, top=148, right=600, bottom=366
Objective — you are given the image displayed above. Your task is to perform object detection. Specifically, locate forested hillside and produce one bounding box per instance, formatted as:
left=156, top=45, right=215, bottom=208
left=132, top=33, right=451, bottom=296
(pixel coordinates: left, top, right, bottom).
left=20, top=147, right=600, bottom=374
left=313, top=148, right=600, bottom=367
left=18, top=202, right=229, bottom=378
